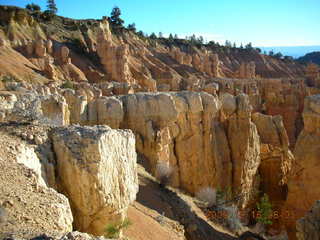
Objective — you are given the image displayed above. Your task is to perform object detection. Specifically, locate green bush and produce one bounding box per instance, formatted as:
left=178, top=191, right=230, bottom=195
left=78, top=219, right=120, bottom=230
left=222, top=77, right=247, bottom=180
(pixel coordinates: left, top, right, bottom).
left=104, top=218, right=132, bottom=238
left=41, top=10, right=55, bottom=21
left=1, top=75, right=18, bottom=83
left=256, top=193, right=273, bottom=225
left=60, top=80, right=74, bottom=89
left=196, top=187, right=217, bottom=207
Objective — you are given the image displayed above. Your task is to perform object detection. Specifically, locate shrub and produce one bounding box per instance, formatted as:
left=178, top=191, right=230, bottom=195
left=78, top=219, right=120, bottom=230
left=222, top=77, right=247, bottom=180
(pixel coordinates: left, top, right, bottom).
left=104, top=218, right=131, bottom=239
left=196, top=187, right=217, bottom=207
left=256, top=193, right=273, bottom=225
left=156, top=161, right=173, bottom=187
left=61, top=80, right=74, bottom=89
left=216, top=187, right=233, bottom=205
left=1, top=75, right=17, bottom=83
left=41, top=10, right=55, bottom=21
left=223, top=204, right=243, bottom=232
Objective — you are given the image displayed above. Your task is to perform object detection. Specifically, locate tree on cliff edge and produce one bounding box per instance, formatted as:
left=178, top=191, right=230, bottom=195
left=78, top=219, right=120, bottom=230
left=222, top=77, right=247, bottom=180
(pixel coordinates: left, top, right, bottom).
left=26, top=3, right=41, bottom=12
left=110, top=6, right=124, bottom=30
left=46, top=0, right=57, bottom=15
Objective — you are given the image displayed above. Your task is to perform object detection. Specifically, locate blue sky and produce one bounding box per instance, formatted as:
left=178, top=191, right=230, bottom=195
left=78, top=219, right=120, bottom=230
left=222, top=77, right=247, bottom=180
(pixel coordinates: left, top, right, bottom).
left=1, top=0, right=320, bottom=47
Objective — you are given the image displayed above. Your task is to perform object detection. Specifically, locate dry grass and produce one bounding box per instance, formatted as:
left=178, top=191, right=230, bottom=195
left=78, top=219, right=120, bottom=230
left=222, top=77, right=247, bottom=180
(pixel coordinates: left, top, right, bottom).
left=222, top=204, right=243, bottom=233
left=155, top=161, right=173, bottom=187
left=196, top=187, right=217, bottom=207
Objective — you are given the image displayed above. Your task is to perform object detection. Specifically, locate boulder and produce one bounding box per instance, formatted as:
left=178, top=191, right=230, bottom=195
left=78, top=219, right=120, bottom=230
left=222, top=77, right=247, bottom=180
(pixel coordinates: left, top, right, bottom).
left=35, top=39, right=46, bottom=57
left=60, top=46, right=70, bottom=64
left=52, top=125, right=138, bottom=236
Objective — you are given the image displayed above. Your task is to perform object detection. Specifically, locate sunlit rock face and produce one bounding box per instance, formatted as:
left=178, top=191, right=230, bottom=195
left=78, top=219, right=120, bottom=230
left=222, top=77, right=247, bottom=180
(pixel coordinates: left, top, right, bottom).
left=52, top=125, right=138, bottom=236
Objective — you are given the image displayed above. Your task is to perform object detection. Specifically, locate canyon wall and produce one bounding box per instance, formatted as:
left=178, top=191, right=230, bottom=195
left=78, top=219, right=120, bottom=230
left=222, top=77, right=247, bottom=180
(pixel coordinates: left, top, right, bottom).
left=284, top=94, right=320, bottom=239
left=38, top=88, right=292, bottom=215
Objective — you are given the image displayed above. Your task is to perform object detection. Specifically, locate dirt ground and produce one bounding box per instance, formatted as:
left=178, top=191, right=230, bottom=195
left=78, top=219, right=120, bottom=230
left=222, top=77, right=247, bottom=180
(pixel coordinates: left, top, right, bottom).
left=124, top=165, right=237, bottom=240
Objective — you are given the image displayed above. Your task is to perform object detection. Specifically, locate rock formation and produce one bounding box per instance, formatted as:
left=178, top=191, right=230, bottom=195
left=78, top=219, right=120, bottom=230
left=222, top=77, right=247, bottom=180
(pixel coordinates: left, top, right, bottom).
left=60, top=46, right=70, bottom=64
left=260, top=78, right=306, bottom=146
left=0, top=91, right=70, bottom=125
left=59, top=91, right=269, bottom=210
left=237, top=62, right=256, bottom=79
left=1, top=5, right=319, bottom=239
left=284, top=94, right=320, bottom=239
left=296, top=200, right=320, bottom=240
left=252, top=113, right=293, bottom=230
left=34, top=39, right=47, bottom=57
left=305, top=63, right=320, bottom=87
left=52, top=125, right=138, bottom=235
left=65, top=91, right=229, bottom=194
left=226, top=94, right=260, bottom=209
left=96, top=27, right=133, bottom=84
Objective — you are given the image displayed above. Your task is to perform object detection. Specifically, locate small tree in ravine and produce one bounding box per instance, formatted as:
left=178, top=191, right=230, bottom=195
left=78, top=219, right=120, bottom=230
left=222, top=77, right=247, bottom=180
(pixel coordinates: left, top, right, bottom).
left=256, top=193, right=273, bottom=225
left=46, top=0, right=57, bottom=15
left=110, top=6, right=124, bottom=32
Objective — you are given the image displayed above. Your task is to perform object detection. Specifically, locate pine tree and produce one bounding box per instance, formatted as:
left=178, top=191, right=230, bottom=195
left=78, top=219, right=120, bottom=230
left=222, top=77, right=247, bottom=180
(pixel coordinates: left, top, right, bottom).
left=127, top=23, right=136, bottom=32
left=198, top=36, right=204, bottom=44
left=274, top=52, right=283, bottom=59
left=137, top=31, right=144, bottom=37
left=225, top=40, right=232, bottom=48
left=190, top=34, right=196, bottom=44
left=245, top=42, right=253, bottom=49
left=46, top=0, right=57, bottom=15
left=158, top=32, right=163, bottom=38
left=110, top=6, right=124, bottom=27
left=150, top=32, right=157, bottom=39
left=268, top=50, right=274, bottom=56
left=256, top=193, right=273, bottom=225
left=26, top=3, right=41, bottom=12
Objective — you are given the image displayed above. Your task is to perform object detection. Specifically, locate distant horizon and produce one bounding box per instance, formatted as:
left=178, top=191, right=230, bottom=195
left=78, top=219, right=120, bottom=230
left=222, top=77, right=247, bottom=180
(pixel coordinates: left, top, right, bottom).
left=1, top=0, right=320, bottom=48
left=258, top=45, right=320, bottom=48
